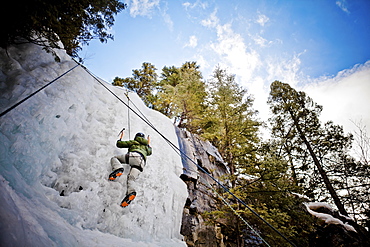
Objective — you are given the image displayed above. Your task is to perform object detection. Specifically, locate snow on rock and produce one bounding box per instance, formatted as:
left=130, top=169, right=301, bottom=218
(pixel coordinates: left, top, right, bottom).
left=0, top=42, right=188, bottom=246
left=305, top=202, right=357, bottom=232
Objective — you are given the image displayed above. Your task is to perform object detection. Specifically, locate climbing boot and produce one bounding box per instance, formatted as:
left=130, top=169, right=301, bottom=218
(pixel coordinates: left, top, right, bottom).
left=120, top=192, right=136, bottom=207
left=108, top=168, right=124, bottom=181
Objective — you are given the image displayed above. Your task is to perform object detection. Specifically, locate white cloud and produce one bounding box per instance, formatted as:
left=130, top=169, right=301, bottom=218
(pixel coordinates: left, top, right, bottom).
left=303, top=61, right=370, bottom=136
left=199, top=9, right=268, bottom=122
left=162, top=13, right=173, bottom=30
left=252, top=34, right=273, bottom=47
left=129, top=0, right=173, bottom=30
left=194, top=54, right=210, bottom=70
left=247, top=54, right=304, bottom=125
left=200, top=10, right=260, bottom=82
left=248, top=76, right=270, bottom=122
left=198, top=8, right=369, bottom=149
left=183, top=1, right=208, bottom=10
left=256, top=60, right=370, bottom=148
left=183, top=2, right=191, bottom=9
left=200, top=8, right=219, bottom=28
left=256, top=14, right=269, bottom=27
left=211, top=23, right=261, bottom=82
left=129, top=0, right=160, bottom=18
left=266, top=53, right=304, bottom=87
left=161, top=2, right=174, bottom=31
left=184, top=35, right=198, bottom=48
left=336, top=0, right=350, bottom=14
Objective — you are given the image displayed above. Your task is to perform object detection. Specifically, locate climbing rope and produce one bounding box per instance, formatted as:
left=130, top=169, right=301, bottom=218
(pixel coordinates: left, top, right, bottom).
left=0, top=63, right=80, bottom=118
left=180, top=159, right=271, bottom=246
left=124, top=92, right=131, bottom=139
left=0, top=56, right=293, bottom=246
left=81, top=65, right=297, bottom=247
left=206, top=180, right=271, bottom=246
left=184, top=133, right=264, bottom=242
left=111, top=86, right=269, bottom=243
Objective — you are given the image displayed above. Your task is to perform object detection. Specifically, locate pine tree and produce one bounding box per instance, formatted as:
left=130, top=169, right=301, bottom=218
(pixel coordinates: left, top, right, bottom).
left=236, top=142, right=314, bottom=246
left=154, top=65, right=182, bottom=116
left=202, top=66, right=259, bottom=182
left=113, top=62, right=158, bottom=108
left=268, top=80, right=352, bottom=216
left=155, top=62, right=207, bottom=133
left=200, top=67, right=263, bottom=246
left=205, top=141, right=314, bottom=246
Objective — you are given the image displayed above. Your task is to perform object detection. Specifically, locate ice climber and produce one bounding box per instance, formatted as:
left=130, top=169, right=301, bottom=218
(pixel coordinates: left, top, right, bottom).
left=109, top=132, right=152, bottom=207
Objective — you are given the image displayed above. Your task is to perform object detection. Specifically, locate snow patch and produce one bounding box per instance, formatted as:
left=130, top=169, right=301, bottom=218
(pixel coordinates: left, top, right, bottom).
left=305, top=202, right=357, bottom=232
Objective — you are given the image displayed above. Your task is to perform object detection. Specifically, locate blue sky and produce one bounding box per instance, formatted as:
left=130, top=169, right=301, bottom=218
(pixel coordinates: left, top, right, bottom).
left=80, top=0, right=370, bottom=141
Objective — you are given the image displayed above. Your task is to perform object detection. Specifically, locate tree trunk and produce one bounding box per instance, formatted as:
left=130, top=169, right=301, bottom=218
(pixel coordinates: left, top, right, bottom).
left=285, top=145, right=299, bottom=186
left=289, top=109, right=348, bottom=216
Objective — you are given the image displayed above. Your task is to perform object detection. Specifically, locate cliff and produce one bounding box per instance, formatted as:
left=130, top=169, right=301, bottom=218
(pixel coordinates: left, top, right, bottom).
left=176, top=129, right=232, bottom=246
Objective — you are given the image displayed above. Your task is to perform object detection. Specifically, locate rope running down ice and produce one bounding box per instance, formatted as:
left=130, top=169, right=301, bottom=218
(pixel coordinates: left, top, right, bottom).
left=121, top=92, right=271, bottom=245
left=81, top=65, right=297, bottom=247
left=0, top=58, right=290, bottom=246
left=0, top=63, right=80, bottom=118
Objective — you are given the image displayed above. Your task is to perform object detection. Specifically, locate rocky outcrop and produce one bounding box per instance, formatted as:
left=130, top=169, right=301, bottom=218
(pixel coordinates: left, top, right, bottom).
left=176, top=128, right=230, bottom=246
left=306, top=203, right=370, bottom=247
left=176, top=129, right=266, bottom=246
left=176, top=127, right=370, bottom=247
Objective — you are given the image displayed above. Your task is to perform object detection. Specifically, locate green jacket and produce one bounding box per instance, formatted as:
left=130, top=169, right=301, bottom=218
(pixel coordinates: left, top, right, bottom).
left=116, top=136, right=152, bottom=160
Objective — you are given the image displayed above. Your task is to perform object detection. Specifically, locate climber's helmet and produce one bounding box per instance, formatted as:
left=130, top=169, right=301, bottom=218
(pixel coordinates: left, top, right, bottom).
left=135, top=132, right=145, bottom=138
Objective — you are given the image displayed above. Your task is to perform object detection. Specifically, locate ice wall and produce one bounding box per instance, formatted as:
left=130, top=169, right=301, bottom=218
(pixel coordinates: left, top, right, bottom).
left=0, top=43, right=188, bottom=246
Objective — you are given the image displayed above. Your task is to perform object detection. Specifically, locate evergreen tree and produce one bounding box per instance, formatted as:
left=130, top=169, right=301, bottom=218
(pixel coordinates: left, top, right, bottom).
left=200, top=67, right=263, bottom=246
left=155, top=62, right=207, bottom=133
left=205, top=141, right=314, bottom=246
left=154, top=65, right=181, bottom=116
left=268, top=80, right=354, bottom=216
left=205, top=79, right=368, bottom=244
left=199, top=67, right=314, bottom=245
left=113, top=62, right=158, bottom=107
left=202, top=66, right=259, bottom=182
left=1, top=0, right=126, bottom=59
left=327, top=122, right=370, bottom=226
left=237, top=142, right=314, bottom=246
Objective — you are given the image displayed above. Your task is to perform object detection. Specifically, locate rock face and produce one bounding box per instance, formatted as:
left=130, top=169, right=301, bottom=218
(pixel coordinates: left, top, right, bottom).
left=176, top=128, right=230, bottom=246
left=175, top=129, right=370, bottom=247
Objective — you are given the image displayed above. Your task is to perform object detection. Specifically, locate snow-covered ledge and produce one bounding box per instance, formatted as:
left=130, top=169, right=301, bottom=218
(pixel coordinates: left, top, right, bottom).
left=305, top=202, right=356, bottom=232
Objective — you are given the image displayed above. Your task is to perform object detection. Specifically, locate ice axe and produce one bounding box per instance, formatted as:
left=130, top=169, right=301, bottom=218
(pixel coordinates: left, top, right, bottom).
left=118, top=127, right=125, bottom=141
